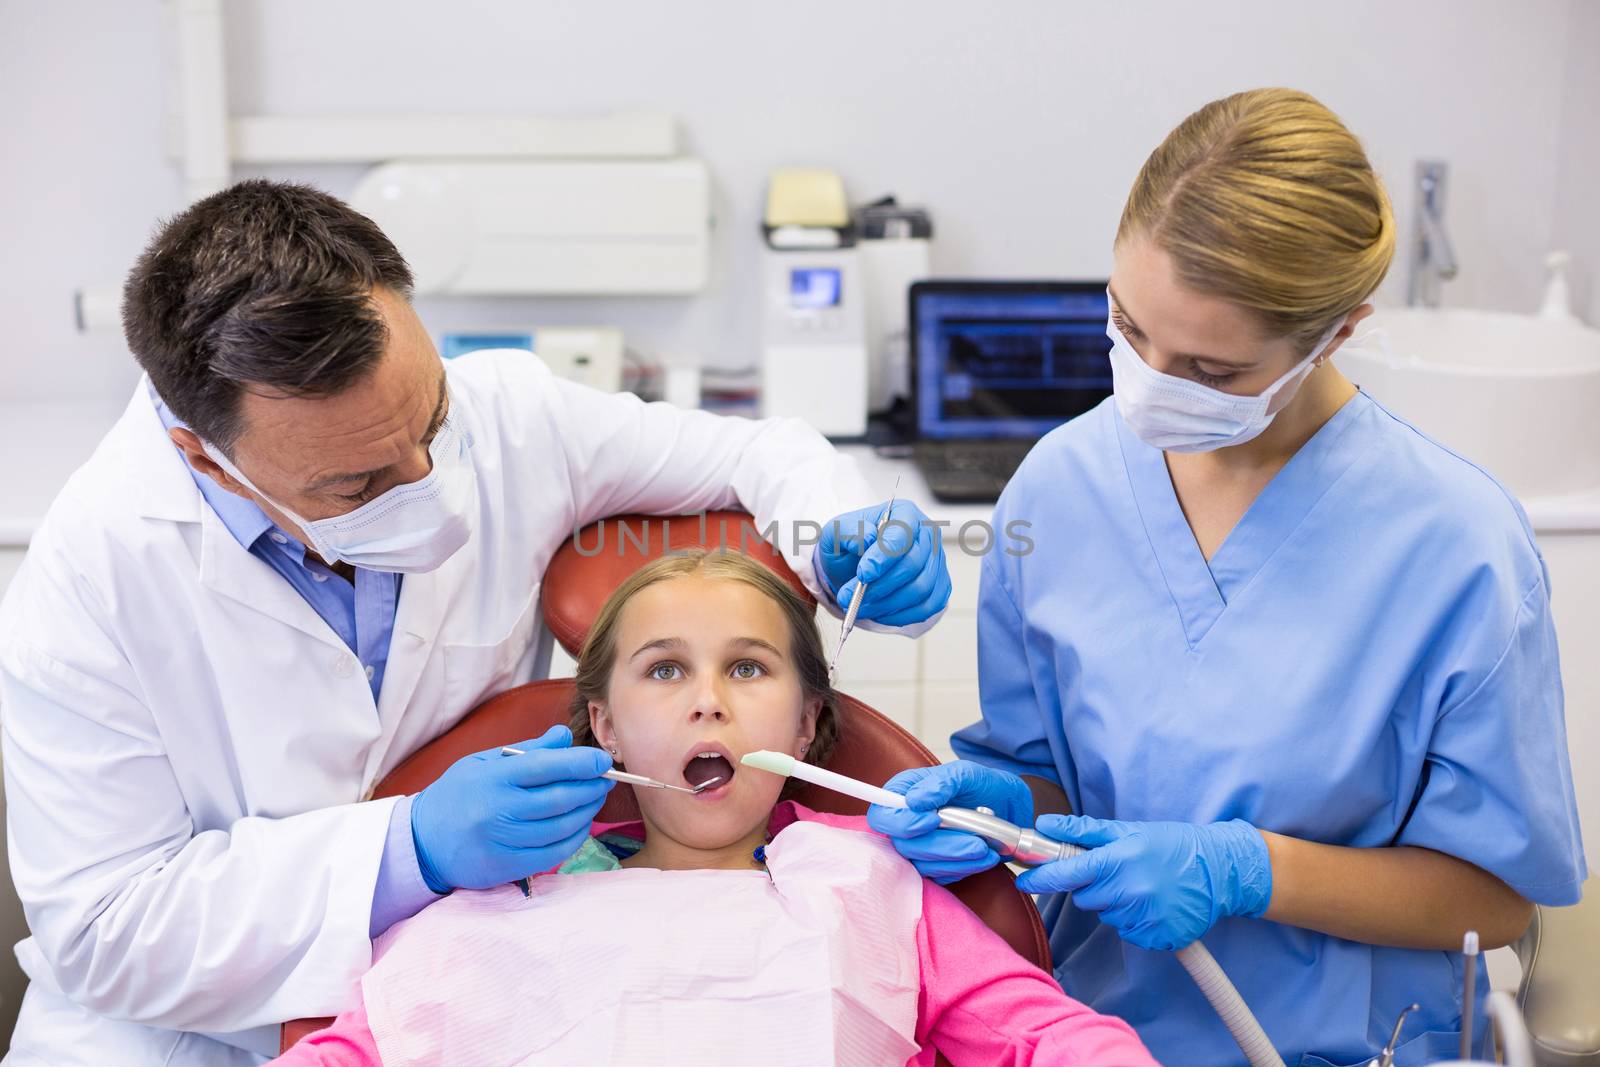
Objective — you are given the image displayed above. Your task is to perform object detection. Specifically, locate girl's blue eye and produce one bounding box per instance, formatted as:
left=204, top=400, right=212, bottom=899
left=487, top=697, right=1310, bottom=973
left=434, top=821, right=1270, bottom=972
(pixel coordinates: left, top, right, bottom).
left=731, top=660, right=765, bottom=680
left=650, top=663, right=682, bottom=681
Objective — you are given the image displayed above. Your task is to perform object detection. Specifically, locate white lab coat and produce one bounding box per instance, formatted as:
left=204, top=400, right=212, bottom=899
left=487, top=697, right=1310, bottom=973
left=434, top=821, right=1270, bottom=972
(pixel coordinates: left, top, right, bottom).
left=0, top=350, right=910, bottom=1065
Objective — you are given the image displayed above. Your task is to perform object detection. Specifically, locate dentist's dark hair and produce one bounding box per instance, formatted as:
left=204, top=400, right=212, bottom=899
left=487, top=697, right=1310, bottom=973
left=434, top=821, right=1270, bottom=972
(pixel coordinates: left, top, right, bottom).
left=570, top=549, right=840, bottom=800
left=121, top=179, right=414, bottom=456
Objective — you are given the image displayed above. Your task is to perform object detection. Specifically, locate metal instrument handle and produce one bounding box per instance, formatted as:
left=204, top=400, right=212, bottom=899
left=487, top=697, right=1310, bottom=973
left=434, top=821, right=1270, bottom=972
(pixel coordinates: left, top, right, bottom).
left=935, top=806, right=1083, bottom=866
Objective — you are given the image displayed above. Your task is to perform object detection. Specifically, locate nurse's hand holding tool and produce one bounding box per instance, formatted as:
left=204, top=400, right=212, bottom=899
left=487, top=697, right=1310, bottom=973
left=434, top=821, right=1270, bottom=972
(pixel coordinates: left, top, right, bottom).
left=867, top=760, right=1035, bottom=883
left=1015, top=813, right=1273, bottom=952
left=410, top=725, right=614, bottom=893
left=745, top=750, right=1286, bottom=1067
left=819, top=479, right=952, bottom=630
left=826, top=478, right=900, bottom=685
left=870, top=760, right=1273, bottom=950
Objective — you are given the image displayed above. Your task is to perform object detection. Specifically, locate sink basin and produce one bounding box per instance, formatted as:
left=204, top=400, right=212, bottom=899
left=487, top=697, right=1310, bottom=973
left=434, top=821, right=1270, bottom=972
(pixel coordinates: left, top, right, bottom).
left=1337, top=308, right=1600, bottom=499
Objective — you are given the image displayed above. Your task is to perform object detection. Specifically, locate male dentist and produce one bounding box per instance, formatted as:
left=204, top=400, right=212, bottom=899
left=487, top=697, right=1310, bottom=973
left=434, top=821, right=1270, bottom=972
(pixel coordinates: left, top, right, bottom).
left=0, top=180, right=949, bottom=1065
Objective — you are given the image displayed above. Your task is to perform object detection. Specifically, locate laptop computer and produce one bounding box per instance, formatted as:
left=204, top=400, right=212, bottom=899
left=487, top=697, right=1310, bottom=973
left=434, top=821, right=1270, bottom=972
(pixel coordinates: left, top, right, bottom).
left=911, top=280, right=1112, bottom=503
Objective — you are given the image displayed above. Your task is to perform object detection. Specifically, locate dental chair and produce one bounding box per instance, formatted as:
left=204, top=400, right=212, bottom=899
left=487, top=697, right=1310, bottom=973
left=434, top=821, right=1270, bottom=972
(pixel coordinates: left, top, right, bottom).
left=279, top=512, right=1051, bottom=1061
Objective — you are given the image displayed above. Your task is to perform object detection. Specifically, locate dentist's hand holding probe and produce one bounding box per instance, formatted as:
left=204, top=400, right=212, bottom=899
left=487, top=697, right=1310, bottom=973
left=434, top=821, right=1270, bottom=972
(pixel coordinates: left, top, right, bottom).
left=819, top=499, right=952, bottom=627
left=411, top=725, right=614, bottom=892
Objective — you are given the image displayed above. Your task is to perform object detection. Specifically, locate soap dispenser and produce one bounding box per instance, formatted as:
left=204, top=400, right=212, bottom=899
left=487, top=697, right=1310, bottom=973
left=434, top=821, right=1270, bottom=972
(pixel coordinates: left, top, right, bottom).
left=1538, top=251, right=1582, bottom=323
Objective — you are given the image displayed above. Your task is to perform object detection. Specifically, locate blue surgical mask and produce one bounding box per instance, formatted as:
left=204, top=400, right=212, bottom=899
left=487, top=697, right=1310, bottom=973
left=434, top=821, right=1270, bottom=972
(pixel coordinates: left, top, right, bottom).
left=204, top=406, right=478, bottom=574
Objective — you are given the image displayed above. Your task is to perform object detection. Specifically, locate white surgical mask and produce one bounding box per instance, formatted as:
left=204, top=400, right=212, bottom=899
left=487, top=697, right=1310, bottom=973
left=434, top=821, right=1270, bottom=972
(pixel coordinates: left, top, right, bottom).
left=1106, top=307, right=1342, bottom=453
left=203, top=404, right=477, bottom=574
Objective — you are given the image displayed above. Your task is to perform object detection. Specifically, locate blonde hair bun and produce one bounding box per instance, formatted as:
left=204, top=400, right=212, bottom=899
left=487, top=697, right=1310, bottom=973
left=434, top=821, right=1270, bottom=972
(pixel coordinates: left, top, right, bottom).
left=1117, top=88, right=1395, bottom=350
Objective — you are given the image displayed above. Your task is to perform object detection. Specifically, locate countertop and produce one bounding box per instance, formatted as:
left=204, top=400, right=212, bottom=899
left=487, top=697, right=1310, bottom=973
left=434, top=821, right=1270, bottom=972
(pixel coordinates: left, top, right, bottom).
left=838, top=444, right=1600, bottom=534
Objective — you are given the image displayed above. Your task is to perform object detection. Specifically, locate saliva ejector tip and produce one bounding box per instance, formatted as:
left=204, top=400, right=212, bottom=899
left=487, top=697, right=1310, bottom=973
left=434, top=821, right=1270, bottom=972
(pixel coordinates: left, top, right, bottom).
left=739, top=750, right=797, bottom=776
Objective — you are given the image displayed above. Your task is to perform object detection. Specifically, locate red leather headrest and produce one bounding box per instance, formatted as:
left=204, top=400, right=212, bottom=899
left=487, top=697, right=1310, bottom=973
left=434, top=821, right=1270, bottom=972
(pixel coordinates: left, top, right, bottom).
left=542, top=511, right=816, bottom=657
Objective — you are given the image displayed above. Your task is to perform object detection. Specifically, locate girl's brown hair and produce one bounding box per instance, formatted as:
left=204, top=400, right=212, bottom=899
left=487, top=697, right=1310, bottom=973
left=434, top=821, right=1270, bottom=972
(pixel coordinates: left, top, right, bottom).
left=1117, top=88, right=1395, bottom=352
left=569, top=549, right=840, bottom=794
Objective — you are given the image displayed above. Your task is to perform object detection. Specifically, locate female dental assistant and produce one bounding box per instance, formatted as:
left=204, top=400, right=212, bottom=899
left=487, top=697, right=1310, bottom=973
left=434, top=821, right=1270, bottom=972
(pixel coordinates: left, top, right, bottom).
left=870, top=88, right=1587, bottom=1067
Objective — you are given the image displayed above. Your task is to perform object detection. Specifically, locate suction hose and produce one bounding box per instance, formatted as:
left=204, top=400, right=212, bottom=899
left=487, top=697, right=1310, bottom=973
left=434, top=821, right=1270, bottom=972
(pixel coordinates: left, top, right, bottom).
left=937, top=808, right=1287, bottom=1067
left=1172, top=940, right=1283, bottom=1067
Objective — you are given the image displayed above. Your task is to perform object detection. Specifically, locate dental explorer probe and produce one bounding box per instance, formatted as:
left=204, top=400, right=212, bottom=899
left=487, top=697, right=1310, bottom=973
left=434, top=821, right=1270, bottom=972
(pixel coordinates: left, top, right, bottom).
left=741, top=750, right=1287, bottom=1067
left=498, top=746, right=723, bottom=795
left=826, top=478, right=901, bottom=688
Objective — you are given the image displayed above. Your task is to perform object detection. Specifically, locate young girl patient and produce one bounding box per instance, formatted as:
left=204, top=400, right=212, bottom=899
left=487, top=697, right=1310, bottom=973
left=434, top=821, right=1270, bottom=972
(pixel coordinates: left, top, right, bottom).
left=272, top=550, right=1159, bottom=1066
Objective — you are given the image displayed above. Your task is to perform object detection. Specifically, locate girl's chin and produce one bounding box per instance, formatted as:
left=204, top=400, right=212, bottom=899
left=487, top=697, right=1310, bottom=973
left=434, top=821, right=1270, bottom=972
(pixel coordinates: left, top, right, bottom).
left=647, top=806, right=772, bottom=846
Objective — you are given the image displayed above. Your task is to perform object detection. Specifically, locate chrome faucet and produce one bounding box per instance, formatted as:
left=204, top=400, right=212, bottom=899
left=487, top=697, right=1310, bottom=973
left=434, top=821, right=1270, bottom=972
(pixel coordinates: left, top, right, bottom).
left=1407, top=160, right=1458, bottom=307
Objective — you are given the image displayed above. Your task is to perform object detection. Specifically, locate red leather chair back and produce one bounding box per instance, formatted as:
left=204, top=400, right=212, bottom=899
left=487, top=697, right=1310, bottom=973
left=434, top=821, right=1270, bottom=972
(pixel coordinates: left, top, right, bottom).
left=541, top=511, right=814, bottom=658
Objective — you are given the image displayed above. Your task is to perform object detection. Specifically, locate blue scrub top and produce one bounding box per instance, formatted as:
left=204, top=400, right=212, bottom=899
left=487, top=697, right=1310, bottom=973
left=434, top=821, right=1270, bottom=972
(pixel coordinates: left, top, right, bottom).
left=954, top=392, right=1586, bottom=1067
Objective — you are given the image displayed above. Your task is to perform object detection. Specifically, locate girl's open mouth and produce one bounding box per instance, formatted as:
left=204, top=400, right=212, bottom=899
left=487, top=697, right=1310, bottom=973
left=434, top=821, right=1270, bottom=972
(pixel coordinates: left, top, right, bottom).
left=683, top=744, right=736, bottom=793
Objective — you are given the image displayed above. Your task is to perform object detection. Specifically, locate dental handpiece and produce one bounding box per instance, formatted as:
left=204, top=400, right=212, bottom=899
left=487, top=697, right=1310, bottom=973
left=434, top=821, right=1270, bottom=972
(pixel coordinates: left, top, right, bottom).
left=932, top=805, right=1081, bottom=865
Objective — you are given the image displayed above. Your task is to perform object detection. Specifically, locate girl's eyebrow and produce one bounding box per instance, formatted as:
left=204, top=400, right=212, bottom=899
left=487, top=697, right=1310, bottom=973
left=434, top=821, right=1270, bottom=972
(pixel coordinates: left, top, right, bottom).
left=729, top=636, right=784, bottom=658
left=630, top=636, right=686, bottom=661
left=628, top=635, right=784, bottom=660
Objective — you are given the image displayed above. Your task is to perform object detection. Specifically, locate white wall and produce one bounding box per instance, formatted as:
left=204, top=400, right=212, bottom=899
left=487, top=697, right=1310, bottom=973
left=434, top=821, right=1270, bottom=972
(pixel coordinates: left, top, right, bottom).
left=0, top=0, right=180, bottom=407
left=1, top=0, right=1594, bottom=407
left=1552, top=0, right=1600, bottom=322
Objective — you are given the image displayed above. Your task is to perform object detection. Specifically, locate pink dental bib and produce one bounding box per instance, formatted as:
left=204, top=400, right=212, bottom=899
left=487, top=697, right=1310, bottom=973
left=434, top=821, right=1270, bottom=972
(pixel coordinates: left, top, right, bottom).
left=362, top=820, right=925, bottom=1066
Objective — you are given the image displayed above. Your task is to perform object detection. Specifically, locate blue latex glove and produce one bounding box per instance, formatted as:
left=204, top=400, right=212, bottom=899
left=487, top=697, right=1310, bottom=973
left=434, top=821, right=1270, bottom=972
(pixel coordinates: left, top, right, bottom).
left=818, top=499, right=951, bottom=628
left=1015, top=813, right=1273, bottom=951
left=411, top=725, right=614, bottom=893
left=866, top=761, right=1033, bottom=884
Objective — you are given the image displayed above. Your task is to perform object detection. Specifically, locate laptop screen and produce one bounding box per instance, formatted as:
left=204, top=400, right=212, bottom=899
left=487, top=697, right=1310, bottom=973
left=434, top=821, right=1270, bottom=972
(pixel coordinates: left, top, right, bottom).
left=913, top=282, right=1112, bottom=440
